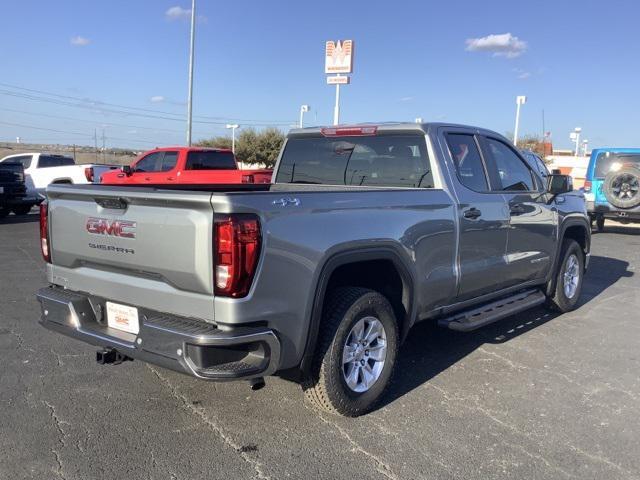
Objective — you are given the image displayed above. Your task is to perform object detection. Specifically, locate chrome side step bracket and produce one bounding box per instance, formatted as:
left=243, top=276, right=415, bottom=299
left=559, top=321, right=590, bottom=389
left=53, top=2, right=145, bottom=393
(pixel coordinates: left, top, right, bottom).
left=438, top=289, right=546, bottom=332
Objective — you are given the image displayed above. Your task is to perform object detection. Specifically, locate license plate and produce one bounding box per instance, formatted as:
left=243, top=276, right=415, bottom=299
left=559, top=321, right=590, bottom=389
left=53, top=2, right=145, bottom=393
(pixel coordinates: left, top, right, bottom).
left=106, top=302, right=139, bottom=334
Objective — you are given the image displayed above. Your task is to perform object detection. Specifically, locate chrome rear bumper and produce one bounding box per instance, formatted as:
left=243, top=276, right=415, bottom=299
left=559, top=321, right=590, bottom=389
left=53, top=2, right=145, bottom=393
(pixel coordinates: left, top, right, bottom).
left=36, top=286, right=280, bottom=380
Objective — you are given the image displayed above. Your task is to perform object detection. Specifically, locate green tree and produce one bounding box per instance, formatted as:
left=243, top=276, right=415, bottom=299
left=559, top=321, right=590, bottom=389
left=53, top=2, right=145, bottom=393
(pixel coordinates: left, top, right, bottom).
left=197, top=135, right=233, bottom=150
left=198, top=128, right=285, bottom=168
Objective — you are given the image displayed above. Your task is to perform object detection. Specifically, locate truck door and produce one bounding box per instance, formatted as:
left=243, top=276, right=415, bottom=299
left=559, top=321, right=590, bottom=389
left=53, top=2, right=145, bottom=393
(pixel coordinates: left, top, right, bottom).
left=442, top=132, right=511, bottom=301
left=479, top=136, right=556, bottom=284
left=130, top=151, right=178, bottom=184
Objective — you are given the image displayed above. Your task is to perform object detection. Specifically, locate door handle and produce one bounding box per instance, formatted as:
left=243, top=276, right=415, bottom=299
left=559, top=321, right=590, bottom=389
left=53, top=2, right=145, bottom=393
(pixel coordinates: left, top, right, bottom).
left=166, top=177, right=174, bottom=181
left=463, top=208, right=482, bottom=219
left=510, top=204, right=526, bottom=215
left=145, top=177, right=151, bottom=181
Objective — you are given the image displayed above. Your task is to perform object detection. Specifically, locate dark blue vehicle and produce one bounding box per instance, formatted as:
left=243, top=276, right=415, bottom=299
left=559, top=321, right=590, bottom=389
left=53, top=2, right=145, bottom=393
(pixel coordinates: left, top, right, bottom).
left=584, top=148, right=640, bottom=231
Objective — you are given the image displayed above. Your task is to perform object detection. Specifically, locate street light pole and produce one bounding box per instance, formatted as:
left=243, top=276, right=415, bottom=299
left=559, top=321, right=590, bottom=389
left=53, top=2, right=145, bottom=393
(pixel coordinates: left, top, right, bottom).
left=573, top=127, right=582, bottom=156
left=226, top=124, right=239, bottom=153
left=186, top=0, right=196, bottom=146
left=299, top=105, right=310, bottom=128
left=513, top=95, right=527, bottom=146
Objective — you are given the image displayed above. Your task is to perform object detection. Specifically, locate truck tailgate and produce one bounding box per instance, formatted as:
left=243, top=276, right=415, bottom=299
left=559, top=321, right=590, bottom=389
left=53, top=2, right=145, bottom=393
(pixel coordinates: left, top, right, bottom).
left=46, top=185, right=216, bottom=322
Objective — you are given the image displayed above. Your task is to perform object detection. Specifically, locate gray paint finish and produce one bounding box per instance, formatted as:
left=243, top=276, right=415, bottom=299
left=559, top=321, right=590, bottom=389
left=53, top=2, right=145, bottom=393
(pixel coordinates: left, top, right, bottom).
left=41, top=122, right=590, bottom=373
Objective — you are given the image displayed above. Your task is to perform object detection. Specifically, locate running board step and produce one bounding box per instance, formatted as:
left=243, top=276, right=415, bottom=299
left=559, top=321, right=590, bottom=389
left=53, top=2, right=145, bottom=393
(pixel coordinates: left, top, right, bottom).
left=438, top=289, right=546, bottom=332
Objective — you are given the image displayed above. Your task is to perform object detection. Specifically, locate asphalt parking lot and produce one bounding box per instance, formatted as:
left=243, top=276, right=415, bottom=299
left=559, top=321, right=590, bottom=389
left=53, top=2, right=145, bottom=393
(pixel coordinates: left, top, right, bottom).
left=1, top=212, right=638, bottom=480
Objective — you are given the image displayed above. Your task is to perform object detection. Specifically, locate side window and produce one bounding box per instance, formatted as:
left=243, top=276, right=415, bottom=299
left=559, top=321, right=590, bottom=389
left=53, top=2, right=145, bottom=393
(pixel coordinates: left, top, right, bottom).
left=134, top=152, right=162, bottom=172
left=485, top=139, right=535, bottom=191
left=160, top=151, right=178, bottom=172
left=445, top=133, right=488, bottom=191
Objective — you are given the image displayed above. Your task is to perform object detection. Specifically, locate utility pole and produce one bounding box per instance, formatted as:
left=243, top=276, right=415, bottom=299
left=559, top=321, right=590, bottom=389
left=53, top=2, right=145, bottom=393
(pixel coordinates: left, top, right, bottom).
left=94, top=129, right=98, bottom=162
left=102, top=128, right=106, bottom=163
left=186, top=0, right=196, bottom=146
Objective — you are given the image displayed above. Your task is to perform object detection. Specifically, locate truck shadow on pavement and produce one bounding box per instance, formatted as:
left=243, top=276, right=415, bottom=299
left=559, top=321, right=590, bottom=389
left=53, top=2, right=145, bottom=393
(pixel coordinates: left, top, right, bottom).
left=378, top=255, right=633, bottom=411
left=0, top=213, right=39, bottom=225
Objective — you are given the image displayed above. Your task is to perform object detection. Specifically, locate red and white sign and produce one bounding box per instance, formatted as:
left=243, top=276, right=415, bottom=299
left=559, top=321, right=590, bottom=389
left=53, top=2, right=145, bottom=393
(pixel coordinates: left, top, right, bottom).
left=327, top=76, right=350, bottom=85
left=325, top=40, right=354, bottom=74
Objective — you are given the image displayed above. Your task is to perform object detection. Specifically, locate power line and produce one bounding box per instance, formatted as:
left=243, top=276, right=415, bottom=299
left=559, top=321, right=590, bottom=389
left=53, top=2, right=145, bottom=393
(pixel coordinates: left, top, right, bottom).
left=0, top=82, right=294, bottom=125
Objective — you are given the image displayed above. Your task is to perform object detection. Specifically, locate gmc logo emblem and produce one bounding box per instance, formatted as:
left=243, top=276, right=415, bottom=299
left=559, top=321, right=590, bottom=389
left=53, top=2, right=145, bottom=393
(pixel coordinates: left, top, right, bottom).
left=86, top=217, right=136, bottom=239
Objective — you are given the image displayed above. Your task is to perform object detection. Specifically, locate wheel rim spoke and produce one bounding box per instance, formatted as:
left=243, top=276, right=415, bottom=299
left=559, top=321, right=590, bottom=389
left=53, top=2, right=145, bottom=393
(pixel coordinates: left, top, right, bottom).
left=341, top=315, right=388, bottom=393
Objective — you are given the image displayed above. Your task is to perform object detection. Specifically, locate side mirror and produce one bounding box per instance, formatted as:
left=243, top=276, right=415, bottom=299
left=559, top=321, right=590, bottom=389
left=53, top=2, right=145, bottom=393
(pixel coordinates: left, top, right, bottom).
left=121, top=165, right=133, bottom=176
left=547, top=174, right=573, bottom=195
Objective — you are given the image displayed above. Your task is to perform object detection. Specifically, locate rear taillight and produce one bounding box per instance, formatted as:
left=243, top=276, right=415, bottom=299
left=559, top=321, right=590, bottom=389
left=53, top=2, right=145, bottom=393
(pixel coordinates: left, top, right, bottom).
left=583, top=180, right=592, bottom=192
left=39, top=202, right=51, bottom=263
left=242, top=174, right=255, bottom=183
left=84, top=167, right=94, bottom=182
left=214, top=214, right=261, bottom=297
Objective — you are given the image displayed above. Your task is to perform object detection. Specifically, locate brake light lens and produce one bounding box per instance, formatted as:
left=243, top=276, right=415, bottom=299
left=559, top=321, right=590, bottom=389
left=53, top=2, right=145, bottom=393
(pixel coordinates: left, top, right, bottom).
left=242, top=174, right=255, bottom=183
left=84, top=167, right=94, bottom=182
left=320, top=126, right=378, bottom=137
left=583, top=180, right=592, bottom=192
left=39, top=202, right=51, bottom=263
left=214, top=214, right=261, bottom=297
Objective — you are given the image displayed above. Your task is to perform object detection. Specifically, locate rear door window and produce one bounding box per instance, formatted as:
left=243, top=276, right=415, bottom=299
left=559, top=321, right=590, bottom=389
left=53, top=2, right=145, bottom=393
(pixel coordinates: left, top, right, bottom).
left=445, top=133, right=489, bottom=191
left=483, top=138, right=537, bottom=191
left=185, top=151, right=237, bottom=170
left=275, top=134, right=433, bottom=188
left=38, top=155, right=74, bottom=168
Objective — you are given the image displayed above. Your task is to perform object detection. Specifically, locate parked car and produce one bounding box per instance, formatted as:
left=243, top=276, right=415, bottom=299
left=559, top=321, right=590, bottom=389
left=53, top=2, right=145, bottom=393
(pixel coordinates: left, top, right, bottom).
left=0, top=153, right=117, bottom=201
left=521, top=150, right=550, bottom=179
left=584, top=148, right=640, bottom=231
left=0, top=161, right=28, bottom=217
left=100, top=147, right=272, bottom=185
left=37, top=123, right=590, bottom=416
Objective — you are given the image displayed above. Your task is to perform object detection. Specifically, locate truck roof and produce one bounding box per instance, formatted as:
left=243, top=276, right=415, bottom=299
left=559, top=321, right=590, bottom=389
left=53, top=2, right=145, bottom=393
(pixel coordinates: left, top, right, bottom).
left=143, top=146, right=233, bottom=153
left=287, top=122, right=492, bottom=137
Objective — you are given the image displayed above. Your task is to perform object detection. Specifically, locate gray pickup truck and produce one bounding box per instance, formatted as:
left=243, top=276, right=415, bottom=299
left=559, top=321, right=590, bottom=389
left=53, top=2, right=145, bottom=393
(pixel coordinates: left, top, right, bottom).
left=37, top=123, right=590, bottom=416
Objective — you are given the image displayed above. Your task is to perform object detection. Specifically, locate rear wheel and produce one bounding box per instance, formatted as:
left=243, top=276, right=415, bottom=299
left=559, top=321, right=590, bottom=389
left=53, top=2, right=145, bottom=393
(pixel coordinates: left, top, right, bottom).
left=11, top=205, right=33, bottom=216
left=303, top=287, right=399, bottom=417
left=548, top=239, right=584, bottom=313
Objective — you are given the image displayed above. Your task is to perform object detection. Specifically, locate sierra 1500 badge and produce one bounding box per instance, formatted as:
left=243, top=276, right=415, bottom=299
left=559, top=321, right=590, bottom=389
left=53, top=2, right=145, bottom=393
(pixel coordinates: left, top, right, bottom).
left=86, top=217, right=136, bottom=239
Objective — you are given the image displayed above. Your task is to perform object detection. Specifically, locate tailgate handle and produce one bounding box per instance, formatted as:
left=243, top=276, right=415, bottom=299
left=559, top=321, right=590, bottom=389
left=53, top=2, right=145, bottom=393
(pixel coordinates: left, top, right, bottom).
left=95, top=197, right=128, bottom=209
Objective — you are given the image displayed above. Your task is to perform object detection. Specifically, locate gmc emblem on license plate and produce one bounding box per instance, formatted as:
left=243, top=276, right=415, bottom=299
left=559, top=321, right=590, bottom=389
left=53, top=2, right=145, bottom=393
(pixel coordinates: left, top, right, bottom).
left=86, top=217, right=136, bottom=238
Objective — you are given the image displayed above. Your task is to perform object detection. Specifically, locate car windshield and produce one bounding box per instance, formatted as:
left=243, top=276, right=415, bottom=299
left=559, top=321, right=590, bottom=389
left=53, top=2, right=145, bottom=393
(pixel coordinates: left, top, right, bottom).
left=595, top=152, right=640, bottom=178
left=275, top=134, right=434, bottom=188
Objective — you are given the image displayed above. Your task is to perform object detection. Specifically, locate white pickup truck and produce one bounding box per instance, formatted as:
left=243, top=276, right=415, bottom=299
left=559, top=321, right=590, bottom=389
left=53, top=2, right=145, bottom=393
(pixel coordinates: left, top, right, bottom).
left=0, top=153, right=117, bottom=212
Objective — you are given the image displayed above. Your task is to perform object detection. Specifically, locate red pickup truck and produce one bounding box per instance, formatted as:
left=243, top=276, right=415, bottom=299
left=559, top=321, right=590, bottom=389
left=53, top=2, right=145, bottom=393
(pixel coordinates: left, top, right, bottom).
left=100, top=147, right=272, bottom=185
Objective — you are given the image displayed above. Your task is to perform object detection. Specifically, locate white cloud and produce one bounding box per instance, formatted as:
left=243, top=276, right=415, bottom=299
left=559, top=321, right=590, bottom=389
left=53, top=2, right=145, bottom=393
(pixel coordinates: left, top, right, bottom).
left=165, top=6, right=207, bottom=22
left=399, top=96, right=414, bottom=102
left=465, top=33, right=527, bottom=58
left=70, top=36, right=90, bottom=46
left=513, top=68, right=531, bottom=80
left=150, top=96, right=165, bottom=103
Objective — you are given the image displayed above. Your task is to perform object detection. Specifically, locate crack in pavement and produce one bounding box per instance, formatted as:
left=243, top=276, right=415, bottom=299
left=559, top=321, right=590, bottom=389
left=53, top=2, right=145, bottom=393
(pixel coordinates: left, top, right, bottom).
left=146, top=365, right=270, bottom=480
left=42, top=400, right=69, bottom=480
left=309, top=407, right=402, bottom=480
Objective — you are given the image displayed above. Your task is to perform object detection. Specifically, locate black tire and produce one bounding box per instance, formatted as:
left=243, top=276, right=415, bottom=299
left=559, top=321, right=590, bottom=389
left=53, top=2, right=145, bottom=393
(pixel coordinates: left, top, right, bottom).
left=11, top=205, right=33, bottom=216
left=0, top=207, right=9, bottom=219
left=596, top=215, right=605, bottom=232
left=548, top=239, right=584, bottom=313
left=602, top=166, right=640, bottom=209
left=302, top=287, right=399, bottom=417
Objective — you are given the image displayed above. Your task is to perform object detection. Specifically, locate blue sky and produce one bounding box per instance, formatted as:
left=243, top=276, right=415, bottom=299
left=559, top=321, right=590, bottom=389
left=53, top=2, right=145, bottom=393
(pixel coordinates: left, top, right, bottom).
left=0, top=0, right=638, bottom=150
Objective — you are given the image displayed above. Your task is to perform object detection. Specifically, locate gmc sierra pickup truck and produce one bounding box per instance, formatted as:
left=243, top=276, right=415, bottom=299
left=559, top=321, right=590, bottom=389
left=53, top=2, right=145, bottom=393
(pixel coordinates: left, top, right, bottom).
left=37, top=123, right=590, bottom=416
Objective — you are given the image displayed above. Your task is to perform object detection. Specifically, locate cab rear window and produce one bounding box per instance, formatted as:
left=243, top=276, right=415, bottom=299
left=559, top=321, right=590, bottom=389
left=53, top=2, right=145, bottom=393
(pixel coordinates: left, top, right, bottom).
left=595, top=152, right=640, bottom=178
left=186, top=151, right=237, bottom=170
left=275, top=134, right=434, bottom=188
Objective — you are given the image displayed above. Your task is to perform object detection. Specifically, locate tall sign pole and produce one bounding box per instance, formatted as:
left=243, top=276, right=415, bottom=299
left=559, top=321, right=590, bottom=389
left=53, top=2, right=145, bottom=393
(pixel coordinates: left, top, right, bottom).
left=186, top=0, right=196, bottom=146
left=513, top=95, right=527, bottom=146
left=325, top=40, right=354, bottom=126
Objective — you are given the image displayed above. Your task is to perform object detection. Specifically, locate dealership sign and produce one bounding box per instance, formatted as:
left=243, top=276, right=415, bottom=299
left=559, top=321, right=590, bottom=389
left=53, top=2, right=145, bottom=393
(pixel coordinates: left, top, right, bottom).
left=325, top=40, right=354, bottom=74
left=327, top=76, right=350, bottom=85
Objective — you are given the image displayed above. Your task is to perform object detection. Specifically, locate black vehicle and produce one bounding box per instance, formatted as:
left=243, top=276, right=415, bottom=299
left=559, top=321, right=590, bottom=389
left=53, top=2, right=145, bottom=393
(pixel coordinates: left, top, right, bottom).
left=0, top=161, right=27, bottom=218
